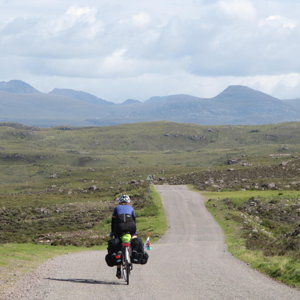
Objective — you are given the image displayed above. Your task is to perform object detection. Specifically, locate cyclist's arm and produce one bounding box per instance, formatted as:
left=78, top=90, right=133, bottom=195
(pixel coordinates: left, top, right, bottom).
left=111, top=207, right=117, bottom=234
left=111, top=215, right=117, bottom=234
left=132, top=210, right=136, bottom=222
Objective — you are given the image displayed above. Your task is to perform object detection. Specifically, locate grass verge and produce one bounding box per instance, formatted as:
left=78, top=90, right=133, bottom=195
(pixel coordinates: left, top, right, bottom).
left=0, top=184, right=167, bottom=295
left=136, top=185, right=168, bottom=242
left=203, top=190, right=300, bottom=288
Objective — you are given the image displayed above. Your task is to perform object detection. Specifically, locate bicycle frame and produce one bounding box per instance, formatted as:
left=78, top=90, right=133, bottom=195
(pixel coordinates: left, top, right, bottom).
left=121, top=242, right=132, bottom=285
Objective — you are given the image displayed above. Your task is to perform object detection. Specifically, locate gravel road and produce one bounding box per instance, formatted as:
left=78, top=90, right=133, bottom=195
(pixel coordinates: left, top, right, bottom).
left=4, top=185, right=300, bottom=299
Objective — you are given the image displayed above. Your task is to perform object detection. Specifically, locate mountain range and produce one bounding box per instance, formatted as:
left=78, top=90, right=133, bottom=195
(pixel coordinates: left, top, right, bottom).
left=0, top=80, right=300, bottom=127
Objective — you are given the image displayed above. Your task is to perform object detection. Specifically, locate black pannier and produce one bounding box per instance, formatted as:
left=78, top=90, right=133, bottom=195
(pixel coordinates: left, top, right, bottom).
left=105, top=238, right=122, bottom=267
left=140, top=252, right=149, bottom=265
left=105, top=251, right=122, bottom=267
left=108, top=237, right=121, bottom=252
left=105, top=236, right=149, bottom=266
left=131, top=237, right=149, bottom=265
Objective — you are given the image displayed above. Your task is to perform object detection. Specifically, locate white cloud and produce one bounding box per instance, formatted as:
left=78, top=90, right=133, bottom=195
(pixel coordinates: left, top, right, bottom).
left=260, top=15, right=297, bottom=30
left=132, top=12, right=151, bottom=27
left=51, top=6, right=103, bottom=39
left=218, top=0, right=256, bottom=21
left=67, top=6, right=94, bottom=18
left=1, top=0, right=300, bottom=101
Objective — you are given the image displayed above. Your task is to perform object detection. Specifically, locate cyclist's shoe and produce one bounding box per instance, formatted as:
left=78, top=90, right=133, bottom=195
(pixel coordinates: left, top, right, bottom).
left=116, top=268, right=121, bottom=279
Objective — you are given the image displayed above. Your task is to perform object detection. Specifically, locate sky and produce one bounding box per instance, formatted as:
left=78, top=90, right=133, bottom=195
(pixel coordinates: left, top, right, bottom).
left=1, top=0, right=300, bottom=102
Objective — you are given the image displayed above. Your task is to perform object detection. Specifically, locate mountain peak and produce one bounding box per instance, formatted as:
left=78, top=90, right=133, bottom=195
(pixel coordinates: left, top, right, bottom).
left=0, top=80, right=40, bottom=94
left=49, top=88, right=113, bottom=105
left=219, top=85, right=259, bottom=95
left=214, top=85, right=279, bottom=102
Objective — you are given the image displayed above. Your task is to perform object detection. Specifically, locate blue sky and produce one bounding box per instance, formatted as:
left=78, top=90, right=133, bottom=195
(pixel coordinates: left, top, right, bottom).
left=1, top=0, right=300, bottom=102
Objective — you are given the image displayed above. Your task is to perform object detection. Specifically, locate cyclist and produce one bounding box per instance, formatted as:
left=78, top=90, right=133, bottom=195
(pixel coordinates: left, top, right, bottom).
left=110, top=194, right=136, bottom=279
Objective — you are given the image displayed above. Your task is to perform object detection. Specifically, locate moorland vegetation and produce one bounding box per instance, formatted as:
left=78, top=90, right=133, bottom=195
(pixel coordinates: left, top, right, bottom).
left=0, top=121, right=299, bottom=288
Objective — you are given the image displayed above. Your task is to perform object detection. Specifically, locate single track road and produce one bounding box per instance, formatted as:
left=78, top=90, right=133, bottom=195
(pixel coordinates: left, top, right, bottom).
left=4, top=185, right=300, bottom=299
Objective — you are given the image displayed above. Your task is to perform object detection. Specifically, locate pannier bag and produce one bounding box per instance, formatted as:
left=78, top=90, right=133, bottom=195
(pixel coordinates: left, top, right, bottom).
left=140, top=252, right=149, bottom=265
left=105, top=238, right=122, bottom=267
left=131, top=237, right=149, bottom=265
left=105, top=251, right=122, bottom=267
left=108, top=238, right=121, bottom=252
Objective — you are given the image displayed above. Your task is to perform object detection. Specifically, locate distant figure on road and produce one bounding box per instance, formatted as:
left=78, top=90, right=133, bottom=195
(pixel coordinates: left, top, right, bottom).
left=111, top=194, right=137, bottom=237
left=110, top=194, right=136, bottom=278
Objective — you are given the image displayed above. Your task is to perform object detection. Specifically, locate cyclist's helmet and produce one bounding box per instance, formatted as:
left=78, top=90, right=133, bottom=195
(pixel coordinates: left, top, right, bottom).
left=118, top=194, right=131, bottom=204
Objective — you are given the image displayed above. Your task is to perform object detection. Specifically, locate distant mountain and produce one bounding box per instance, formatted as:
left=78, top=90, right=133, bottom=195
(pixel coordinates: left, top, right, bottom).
left=49, top=88, right=113, bottom=105
left=0, top=80, right=40, bottom=94
left=121, top=99, right=141, bottom=105
left=212, top=85, right=283, bottom=107
left=283, top=98, right=300, bottom=111
left=208, top=85, right=297, bottom=124
left=146, top=94, right=203, bottom=103
left=1, top=80, right=300, bottom=127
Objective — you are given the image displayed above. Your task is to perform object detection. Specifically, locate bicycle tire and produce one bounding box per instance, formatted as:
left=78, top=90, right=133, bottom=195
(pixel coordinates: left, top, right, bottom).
left=125, top=247, right=130, bottom=285
left=126, top=262, right=130, bottom=285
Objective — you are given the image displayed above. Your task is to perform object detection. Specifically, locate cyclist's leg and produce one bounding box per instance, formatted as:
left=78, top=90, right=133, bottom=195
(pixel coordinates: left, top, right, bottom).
left=115, top=235, right=122, bottom=279
left=116, top=265, right=121, bottom=279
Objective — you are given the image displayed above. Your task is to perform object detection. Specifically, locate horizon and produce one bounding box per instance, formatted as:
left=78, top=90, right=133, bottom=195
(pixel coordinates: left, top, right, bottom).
left=1, top=1, right=300, bottom=102
left=1, top=79, right=299, bottom=104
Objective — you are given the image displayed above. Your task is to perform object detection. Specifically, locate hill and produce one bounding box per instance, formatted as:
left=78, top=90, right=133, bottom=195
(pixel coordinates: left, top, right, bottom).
left=1, top=80, right=300, bottom=126
left=0, top=80, right=40, bottom=94
left=1, top=120, right=300, bottom=278
left=49, top=88, right=113, bottom=105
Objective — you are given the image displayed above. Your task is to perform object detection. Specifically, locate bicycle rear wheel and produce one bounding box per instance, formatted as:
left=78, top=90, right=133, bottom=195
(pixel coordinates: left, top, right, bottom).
left=126, top=263, right=130, bottom=285
left=121, top=262, right=130, bottom=285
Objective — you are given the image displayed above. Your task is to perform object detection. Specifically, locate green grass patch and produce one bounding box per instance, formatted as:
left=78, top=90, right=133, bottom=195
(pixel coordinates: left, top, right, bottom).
left=0, top=184, right=167, bottom=296
left=136, top=185, right=168, bottom=242
left=204, top=190, right=300, bottom=206
left=203, top=190, right=300, bottom=288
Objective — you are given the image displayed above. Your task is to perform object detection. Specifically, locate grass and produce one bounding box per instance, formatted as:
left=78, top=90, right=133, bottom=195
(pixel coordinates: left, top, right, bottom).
left=136, top=185, right=168, bottom=242
left=203, top=190, right=300, bottom=288
left=2, top=121, right=300, bottom=291
left=0, top=184, right=167, bottom=295
left=203, top=190, right=300, bottom=206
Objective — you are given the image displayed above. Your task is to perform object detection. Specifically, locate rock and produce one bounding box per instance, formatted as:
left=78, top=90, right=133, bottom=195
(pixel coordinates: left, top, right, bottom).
left=211, top=184, right=221, bottom=190
left=88, top=185, right=98, bottom=191
left=130, top=180, right=139, bottom=184
left=290, top=181, right=300, bottom=186
left=280, top=145, right=289, bottom=151
left=188, top=135, right=206, bottom=141
left=241, top=162, right=252, bottom=167
left=261, top=183, right=276, bottom=190
left=227, top=159, right=238, bottom=165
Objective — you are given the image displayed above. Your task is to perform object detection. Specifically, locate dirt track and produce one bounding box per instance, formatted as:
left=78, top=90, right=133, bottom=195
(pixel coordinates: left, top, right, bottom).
left=5, top=185, right=300, bottom=299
